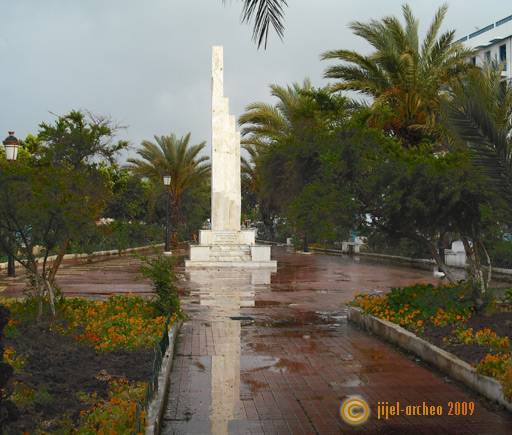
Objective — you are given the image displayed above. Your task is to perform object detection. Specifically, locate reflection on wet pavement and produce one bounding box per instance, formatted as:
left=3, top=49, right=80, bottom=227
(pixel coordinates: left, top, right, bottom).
left=162, top=248, right=512, bottom=434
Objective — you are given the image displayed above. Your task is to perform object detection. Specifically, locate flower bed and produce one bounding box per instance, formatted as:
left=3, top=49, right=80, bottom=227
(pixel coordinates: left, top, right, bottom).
left=352, top=283, right=512, bottom=400
left=2, top=295, right=177, bottom=433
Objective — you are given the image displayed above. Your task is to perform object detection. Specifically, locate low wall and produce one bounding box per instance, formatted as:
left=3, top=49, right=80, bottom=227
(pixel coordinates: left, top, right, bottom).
left=348, top=307, right=512, bottom=412
left=258, top=242, right=512, bottom=282
left=145, top=320, right=182, bottom=435
left=307, top=246, right=435, bottom=270
left=0, top=244, right=164, bottom=272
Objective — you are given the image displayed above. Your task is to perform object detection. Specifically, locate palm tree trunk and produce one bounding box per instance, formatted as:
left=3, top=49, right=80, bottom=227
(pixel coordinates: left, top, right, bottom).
left=171, top=196, right=181, bottom=247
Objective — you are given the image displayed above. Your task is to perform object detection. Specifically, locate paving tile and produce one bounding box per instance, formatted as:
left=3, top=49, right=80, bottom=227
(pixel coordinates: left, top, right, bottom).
left=18, top=248, right=510, bottom=434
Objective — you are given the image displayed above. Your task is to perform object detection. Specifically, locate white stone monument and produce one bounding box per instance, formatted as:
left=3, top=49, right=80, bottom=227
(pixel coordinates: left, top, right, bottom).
left=186, top=46, right=276, bottom=268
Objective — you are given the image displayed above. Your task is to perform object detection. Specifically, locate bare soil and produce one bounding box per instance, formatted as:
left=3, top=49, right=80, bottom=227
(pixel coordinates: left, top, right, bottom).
left=421, top=310, right=512, bottom=366
left=4, top=322, right=153, bottom=433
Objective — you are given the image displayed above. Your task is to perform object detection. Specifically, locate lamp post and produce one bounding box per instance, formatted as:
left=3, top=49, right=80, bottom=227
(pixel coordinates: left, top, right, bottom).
left=163, top=175, right=172, bottom=255
left=3, top=132, right=20, bottom=277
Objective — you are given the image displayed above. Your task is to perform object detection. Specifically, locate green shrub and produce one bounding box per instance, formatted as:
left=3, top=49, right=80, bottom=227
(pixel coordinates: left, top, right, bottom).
left=488, top=240, right=512, bottom=269
left=140, top=255, right=180, bottom=316
left=365, top=231, right=431, bottom=258
left=75, top=221, right=163, bottom=254
left=385, top=283, right=474, bottom=319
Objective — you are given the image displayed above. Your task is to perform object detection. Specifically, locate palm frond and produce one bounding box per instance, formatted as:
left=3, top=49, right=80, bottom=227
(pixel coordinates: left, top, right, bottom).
left=223, top=0, right=288, bottom=49
left=444, top=68, right=512, bottom=202
left=421, top=3, right=448, bottom=57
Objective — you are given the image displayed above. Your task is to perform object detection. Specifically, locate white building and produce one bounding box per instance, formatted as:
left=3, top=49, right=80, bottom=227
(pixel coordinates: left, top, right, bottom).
left=457, top=14, right=512, bottom=81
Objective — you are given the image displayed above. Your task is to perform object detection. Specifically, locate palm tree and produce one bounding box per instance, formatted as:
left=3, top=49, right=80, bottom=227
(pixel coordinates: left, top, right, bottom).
left=127, top=133, right=210, bottom=244
left=443, top=67, right=512, bottom=300
left=239, top=79, right=315, bottom=148
left=239, top=81, right=315, bottom=238
left=322, top=4, right=473, bottom=146
left=239, top=81, right=350, bottom=242
left=224, top=0, right=288, bottom=48
left=444, top=66, right=512, bottom=204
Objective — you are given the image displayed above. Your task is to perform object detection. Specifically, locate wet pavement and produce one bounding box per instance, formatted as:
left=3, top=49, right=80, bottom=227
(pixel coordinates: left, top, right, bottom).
left=163, top=248, right=512, bottom=434
left=0, top=254, right=153, bottom=299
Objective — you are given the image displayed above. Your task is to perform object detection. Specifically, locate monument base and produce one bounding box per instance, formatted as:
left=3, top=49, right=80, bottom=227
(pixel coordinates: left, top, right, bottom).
left=186, top=230, right=276, bottom=268
left=198, top=229, right=256, bottom=245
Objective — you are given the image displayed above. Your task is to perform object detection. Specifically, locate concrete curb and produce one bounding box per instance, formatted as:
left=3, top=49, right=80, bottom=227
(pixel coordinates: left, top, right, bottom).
left=347, top=306, right=512, bottom=412
left=309, top=246, right=436, bottom=271
left=0, top=244, right=164, bottom=272
left=145, top=320, right=182, bottom=435
left=308, top=245, right=512, bottom=281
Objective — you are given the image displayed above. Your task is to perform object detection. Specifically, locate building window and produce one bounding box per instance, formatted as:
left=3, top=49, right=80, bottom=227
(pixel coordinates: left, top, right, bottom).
left=471, top=56, right=477, bottom=65
left=485, top=50, right=491, bottom=63
left=500, top=44, right=507, bottom=70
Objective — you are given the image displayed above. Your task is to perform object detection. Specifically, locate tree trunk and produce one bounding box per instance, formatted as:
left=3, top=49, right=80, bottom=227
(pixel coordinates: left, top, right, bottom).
left=48, top=239, right=69, bottom=286
left=43, top=279, right=56, bottom=317
left=303, top=233, right=309, bottom=253
left=427, top=240, right=457, bottom=283
left=171, top=197, right=181, bottom=247
left=461, top=236, right=486, bottom=309
left=480, top=240, right=492, bottom=289
left=31, top=265, right=44, bottom=322
left=261, top=210, right=275, bottom=241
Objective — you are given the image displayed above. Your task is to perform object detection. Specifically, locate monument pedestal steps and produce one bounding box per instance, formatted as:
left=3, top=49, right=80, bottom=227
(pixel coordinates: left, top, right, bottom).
left=186, top=46, right=276, bottom=269
left=186, top=230, right=276, bottom=268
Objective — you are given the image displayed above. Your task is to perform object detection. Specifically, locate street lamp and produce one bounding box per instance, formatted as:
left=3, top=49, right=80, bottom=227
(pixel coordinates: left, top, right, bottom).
left=163, top=175, right=172, bottom=255
left=2, top=132, right=19, bottom=277
left=3, top=131, right=19, bottom=161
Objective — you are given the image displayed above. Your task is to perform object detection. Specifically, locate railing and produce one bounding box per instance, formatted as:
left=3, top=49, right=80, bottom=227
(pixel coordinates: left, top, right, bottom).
left=458, top=14, right=512, bottom=42
left=469, top=23, right=495, bottom=40
left=133, top=316, right=172, bottom=434
left=496, top=14, right=512, bottom=27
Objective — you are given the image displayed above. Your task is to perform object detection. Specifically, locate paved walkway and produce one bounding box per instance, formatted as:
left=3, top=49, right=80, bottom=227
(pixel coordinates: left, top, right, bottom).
left=0, top=254, right=153, bottom=298
left=163, top=248, right=512, bottom=434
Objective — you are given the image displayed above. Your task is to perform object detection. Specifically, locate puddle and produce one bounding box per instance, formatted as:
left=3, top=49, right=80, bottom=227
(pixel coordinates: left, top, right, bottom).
left=272, top=358, right=309, bottom=373
left=242, top=378, right=267, bottom=393
left=240, top=355, right=280, bottom=372
left=330, top=375, right=367, bottom=388
left=315, top=311, right=348, bottom=324
left=254, top=300, right=284, bottom=307
left=240, top=355, right=310, bottom=374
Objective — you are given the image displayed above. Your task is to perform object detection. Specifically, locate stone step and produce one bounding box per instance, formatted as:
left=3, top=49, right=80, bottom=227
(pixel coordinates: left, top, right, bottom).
left=209, top=255, right=252, bottom=262
left=210, top=245, right=251, bottom=250
left=211, top=252, right=251, bottom=255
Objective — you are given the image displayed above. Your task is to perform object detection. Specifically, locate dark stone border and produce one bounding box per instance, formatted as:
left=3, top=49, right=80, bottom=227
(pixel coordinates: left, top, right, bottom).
left=347, top=307, right=512, bottom=412
left=145, top=320, right=182, bottom=435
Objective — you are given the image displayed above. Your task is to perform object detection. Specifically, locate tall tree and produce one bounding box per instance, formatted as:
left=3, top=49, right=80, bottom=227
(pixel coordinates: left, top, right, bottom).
left=34, top=111, right=127, bottom=286
left=240, top=82, right=352, bottom=245
left=0, top=111, right=126, bottom=317
left=127, top=133, right=210, bottom=244
left=0, top=156, right=110, bottom=318
left=322, top=3, right=473, bottom=147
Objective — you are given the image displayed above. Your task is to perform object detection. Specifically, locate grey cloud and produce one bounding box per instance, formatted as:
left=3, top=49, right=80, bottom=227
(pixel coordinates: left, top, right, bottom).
left=0, top=0, right=508, bottom=159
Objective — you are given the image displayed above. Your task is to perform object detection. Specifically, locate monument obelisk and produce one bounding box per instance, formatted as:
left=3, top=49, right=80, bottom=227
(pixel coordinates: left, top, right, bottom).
left=186, top=46, right=276, bottom=268
left=211, top=46, right=241, bottom=233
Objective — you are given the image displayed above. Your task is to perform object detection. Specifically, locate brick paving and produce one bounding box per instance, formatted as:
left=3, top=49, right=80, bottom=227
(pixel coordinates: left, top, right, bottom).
left=0, top=253, right=154, bottom=298
left=162, top=248, right=512, bottom=434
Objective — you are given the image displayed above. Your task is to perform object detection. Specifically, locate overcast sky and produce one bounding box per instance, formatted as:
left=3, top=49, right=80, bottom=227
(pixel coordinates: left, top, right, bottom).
left=0, top=1, right=510, bottom=160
